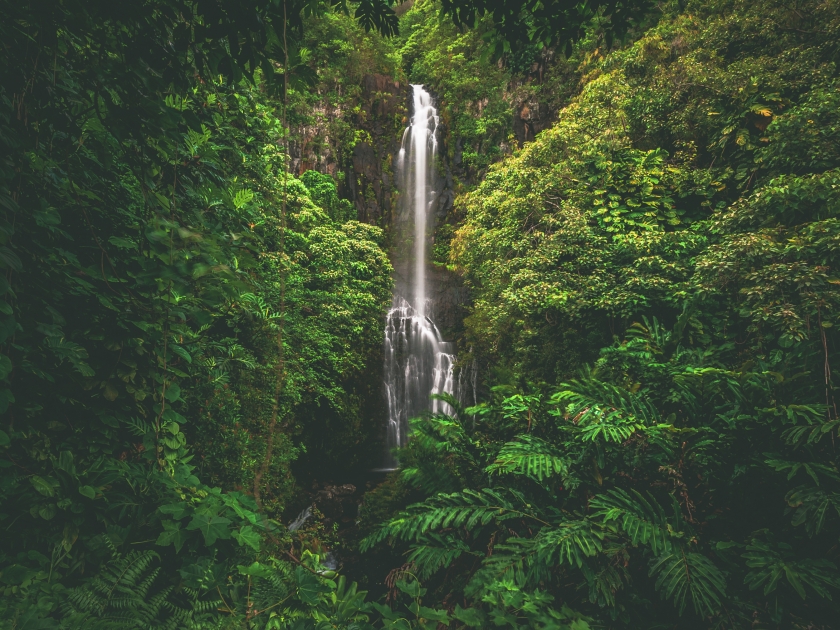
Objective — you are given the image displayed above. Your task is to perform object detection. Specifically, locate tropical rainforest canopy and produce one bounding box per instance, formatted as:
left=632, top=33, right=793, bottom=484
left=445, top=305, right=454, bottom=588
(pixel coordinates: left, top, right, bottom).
left=2, top=0, right=840, bottom=628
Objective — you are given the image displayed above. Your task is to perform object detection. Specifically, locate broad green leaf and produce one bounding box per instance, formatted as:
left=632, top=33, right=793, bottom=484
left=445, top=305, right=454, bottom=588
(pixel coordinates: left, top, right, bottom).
left=56, top=450, right=74, bottom=473
left=156, top=521, right=188, bottom=552
left=238, top=561, right=272, bottom=578
left=0, top=388, right=13, bottom=414
left=103, top=382, right=119, bottom=401
left=453, top=604, right=484, bottom=627
left=30, top=476, right=56, bottom=497
left=0, top=354, right=11, bottom=379
left=418, top=606, right=450, bottom=623
left=296, top=566, right=327, bottom=605
left=78, top=485, right=96, bottom=499
left=222, top=494, right=259, bottom=524
left=170, top=345, right=192, bottom=363
left=38, top=504, right=57, bottom=520
left=186, top=514, right=231, bottom=545
left=232, top=525, right=261, bottom=551
left=395, top=579, right=421, bottom=598
left=159, top=502, right=190, bottom=520
left=164, top=382, right=181, bottom=402
left=162, top=408, right=187, bottom=424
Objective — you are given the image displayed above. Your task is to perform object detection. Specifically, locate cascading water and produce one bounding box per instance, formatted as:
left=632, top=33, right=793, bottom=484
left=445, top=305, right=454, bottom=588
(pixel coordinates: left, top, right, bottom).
left=382, top=86, right=456, bottom=468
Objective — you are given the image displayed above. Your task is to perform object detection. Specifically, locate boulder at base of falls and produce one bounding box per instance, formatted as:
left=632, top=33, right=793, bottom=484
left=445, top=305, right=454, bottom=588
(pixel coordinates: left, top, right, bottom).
left=313, top=483, right=358, bottom=526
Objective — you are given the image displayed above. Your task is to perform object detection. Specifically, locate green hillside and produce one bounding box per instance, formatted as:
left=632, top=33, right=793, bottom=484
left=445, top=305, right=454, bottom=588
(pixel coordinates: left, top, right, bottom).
left=2, top=0, right=840, bottom=628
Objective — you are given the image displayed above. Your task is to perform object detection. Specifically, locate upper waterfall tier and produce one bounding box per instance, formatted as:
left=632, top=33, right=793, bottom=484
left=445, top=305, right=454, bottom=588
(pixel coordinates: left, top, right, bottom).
left=397, top=85, right=438, bottom=319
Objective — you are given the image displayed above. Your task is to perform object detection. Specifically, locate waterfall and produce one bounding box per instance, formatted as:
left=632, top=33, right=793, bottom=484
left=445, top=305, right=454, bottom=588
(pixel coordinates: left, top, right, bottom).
left=382, top=86, right=456, bottom=468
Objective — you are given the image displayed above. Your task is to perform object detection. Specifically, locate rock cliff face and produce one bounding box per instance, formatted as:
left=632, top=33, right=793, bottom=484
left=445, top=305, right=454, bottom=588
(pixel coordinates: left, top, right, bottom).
left=290, top=74, right=407, bottom=230
left=514, top=99, right=557, bottom=145
left=289, top=62, right=570, bottom=345
left=292, top=75, right=467, bottom=336
left=345, top=74, right=407, bottom=226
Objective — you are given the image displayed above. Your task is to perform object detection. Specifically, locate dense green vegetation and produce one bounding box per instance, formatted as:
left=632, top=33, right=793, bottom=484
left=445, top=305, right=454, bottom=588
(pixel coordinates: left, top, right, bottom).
left=0, top=0, right=396, bottom=626
left=3, top=0, right=840, bottom=628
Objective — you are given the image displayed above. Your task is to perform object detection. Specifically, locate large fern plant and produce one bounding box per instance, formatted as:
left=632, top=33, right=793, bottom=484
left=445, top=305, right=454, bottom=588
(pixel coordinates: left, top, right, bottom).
left=363, top=317, right=840, bottom=628
left=62, top=550, right=192, bottom=629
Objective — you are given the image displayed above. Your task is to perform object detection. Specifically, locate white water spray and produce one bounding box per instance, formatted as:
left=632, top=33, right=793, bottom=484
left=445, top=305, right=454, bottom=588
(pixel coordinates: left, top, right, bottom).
left=382, top=86, right=456, bottom=468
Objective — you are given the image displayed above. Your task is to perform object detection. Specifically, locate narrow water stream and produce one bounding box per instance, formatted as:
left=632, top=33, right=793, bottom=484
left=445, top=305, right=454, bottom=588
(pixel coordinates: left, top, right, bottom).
left=382, top=86, right=456, bottom=468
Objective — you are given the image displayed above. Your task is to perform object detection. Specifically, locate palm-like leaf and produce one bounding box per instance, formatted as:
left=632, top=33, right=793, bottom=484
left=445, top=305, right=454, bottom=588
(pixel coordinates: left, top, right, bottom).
left=521, top=519, right=605, bottom=569
left=552, top=377, right=660, bottom=443
left=406, top=534, right=478, bottom=580
left=744, top=539, right=840, bottom=600
left=590, top=489, right=685, bottom=555
left=787, top=486, right=840, bottom=536
left=64, top=550, right=192, bottom=627
left=361, top=488, right=546, bottom=551
left=649, top=551, right=726, bottom=616
left=486, top=434, right=571, bottom=481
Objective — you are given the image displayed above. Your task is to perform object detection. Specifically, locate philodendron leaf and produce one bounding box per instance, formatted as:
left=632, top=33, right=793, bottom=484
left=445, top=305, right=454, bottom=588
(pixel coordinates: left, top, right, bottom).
left=232, top=525, right=261, bottom=551
left=453, top=604, right=484, bottom=627
left=38, top=504, right=57, bottom=520
left=157, top=521, right=188, bottom=553
left=238, top=562, right=272, bottom=578
left=186, top=514, right=232, bottom=545
left=296, top=566, right=328, bottom=605
left=418, top=606, right=450, bottom=623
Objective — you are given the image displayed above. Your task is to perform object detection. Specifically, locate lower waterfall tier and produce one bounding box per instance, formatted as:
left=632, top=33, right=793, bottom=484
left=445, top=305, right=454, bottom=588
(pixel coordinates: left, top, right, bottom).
left=383, top=296, right=455, bottom=466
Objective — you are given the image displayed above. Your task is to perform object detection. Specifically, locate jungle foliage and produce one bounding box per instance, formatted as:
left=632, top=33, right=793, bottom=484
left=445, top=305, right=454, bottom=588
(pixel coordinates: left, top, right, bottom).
left=0, top=0, right=395, bottom=627
left=4, top=0, right=840, bottom=628
left=440, top=0, right=655, bottom=57
left=360, top=0, right=840, bottom=627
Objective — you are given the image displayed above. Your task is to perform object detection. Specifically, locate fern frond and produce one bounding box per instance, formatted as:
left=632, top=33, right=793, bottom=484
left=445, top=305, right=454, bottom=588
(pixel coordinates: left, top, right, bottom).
left=500, top=518, right=605, bottom=569
left=400, top=461, right=461, bottom=495
left=140, top=586, right=174, bottom=624
left=189, top=598, right=225, bottom=614
left=744, top=539, right=840, bottom=600
left=787, top=486, right=840, bottom=536
left=239, top=292, right=281, bottom=320
left=764, top=455, right=840, bottom=484
left=63, top=549, right=193, bottom=627
left=406, top=534, right=477, bottom=580
left=486, top=434, right=570, bottom=482
left=580, top=549, right=630, bottom=608
left=361, top=488, right=547, bottom=551
left=250, top=561, right=295, bottom=611
left=399, top=414, right=476, bottom=494
left=780, top=406, right=837, bottom=445
left=133, top=566, right=161, bottom=600
left=650, top=551, right=726, bottom=616
left=590, top=489, right=684, bottom=554
left=123, top=416, right=152, bottom=437
left=409, top=412, right=470, bottom=448
left=431, top=392, right=467, bottom=418
left=626, top=316, right=669, bottom=352
left=101, top=550, right=157, bottom=599
left=672, top=367, right=745, bottom=403
left=552, top=378, right=660, bottom=442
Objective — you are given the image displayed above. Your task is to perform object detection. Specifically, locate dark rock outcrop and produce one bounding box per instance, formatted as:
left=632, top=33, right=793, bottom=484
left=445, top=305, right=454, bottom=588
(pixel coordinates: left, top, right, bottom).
left=344, top=75, right=406, bottom=226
